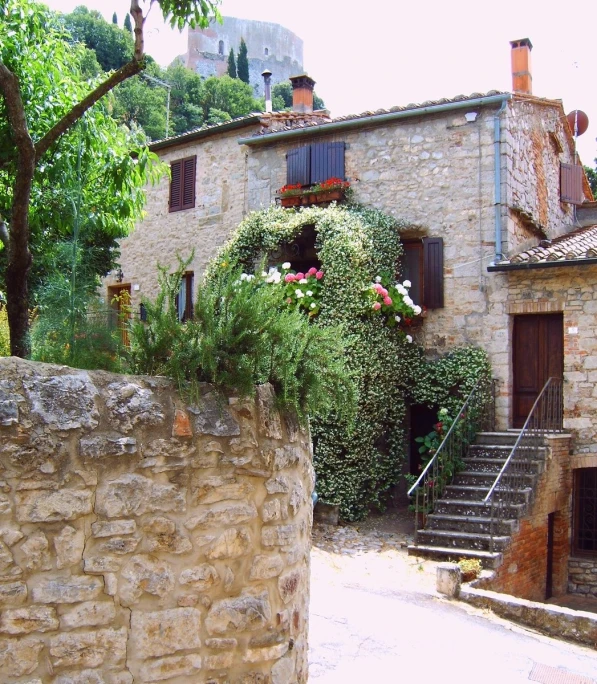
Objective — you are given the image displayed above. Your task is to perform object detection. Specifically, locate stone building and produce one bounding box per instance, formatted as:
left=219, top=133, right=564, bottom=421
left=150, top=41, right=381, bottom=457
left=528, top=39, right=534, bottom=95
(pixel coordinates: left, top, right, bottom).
left=185, top=16, right=303, bottom=96
left=105, top=39, right=597, bottom=602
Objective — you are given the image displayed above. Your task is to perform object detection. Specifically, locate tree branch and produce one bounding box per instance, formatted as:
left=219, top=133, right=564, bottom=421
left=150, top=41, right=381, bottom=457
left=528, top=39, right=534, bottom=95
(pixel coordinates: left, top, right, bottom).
left=0, top=220, right=8, bottom=248
left=34, top=59, right=144, bottom=161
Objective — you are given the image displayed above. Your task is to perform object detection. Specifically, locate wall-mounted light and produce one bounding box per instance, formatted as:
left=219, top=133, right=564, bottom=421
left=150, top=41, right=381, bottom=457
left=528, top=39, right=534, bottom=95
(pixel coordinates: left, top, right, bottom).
left=116, top=268, right=124, bottom=283
left=465, top=112, right=479, bottom=123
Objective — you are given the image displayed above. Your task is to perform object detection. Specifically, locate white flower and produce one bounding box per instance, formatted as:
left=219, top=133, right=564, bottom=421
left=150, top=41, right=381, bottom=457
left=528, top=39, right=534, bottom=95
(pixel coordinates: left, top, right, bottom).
left=403, top=295, right=413, bottom=307
left=310, top=303, right=316, bottom=309
left=282, top=262, right=291, bottom=270
left=413, top=305, right=422, bottom=315
left=396, top=284, right=407, bottom=296
left=395, top=315, right=401, bottom=322
left=245, top=274, right=255, bottom=282
left=268, top=267, right=277, bottom=275
left=375, top=275, right=382, bottom=283
left=403, top=279, right=412, bottom=288
left=306, top=290, right=313, bottom=296
left=240, top=273, right=248, bottom=281
left=299, top=278, right=308, bottom=284
left=295, top=289, right=304, bottom=298
left=267, top=272, right=281, bottom=284
left=406, top=334, right=413, bottom=343
left=261, top=271, right=268, bottom=277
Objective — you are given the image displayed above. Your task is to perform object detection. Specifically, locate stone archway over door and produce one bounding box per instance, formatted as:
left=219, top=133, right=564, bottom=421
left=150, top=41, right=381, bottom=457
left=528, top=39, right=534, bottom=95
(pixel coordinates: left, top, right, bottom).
left=512, top=313, right=563, bottom=428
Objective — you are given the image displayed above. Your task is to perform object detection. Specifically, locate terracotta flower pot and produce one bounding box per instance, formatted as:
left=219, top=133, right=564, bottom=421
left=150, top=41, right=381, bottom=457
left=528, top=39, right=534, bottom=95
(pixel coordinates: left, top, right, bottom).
left=280, top=196, right=301, bottom=208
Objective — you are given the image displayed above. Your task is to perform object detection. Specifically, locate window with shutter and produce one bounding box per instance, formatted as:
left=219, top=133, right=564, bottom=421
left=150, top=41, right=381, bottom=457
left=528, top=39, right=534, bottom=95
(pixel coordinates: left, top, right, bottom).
left=400, top=237, right=444, bottom=310
left=169, top=156, right=196, bottom=212
left=560, top=162, right=584, bottom=205
left=286, top=142, right=345, bottom=186
left=175, top=272, right=194, bottom=322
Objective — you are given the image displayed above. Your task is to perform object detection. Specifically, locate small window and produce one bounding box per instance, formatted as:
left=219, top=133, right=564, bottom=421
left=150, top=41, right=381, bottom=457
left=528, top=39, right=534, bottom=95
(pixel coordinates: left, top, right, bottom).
left=218, top=40, right=224, bottom=55
left=560, top=162, right=584, bottom=204
left=169, top=156, right=196, bottom=212
left=264, top=47, right=269, bottom=55
left=399, top=237, right=444, bottom=309
left=175, top=272, right=194, bottom=322
left=574, top=468, right=597, bottom=555
left=286, top=142, right=345, bottom=186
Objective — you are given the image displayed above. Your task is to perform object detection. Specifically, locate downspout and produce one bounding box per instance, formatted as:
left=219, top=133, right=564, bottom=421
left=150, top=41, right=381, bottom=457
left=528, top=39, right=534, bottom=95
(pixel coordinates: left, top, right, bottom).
left=493, top=98, right=509, bottom=263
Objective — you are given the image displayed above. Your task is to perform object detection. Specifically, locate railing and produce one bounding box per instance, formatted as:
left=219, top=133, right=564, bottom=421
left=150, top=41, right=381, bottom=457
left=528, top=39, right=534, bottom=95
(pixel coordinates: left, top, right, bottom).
left=484, top=377, right=563, bottom=551
left=408, top=377, right=495, bottom=546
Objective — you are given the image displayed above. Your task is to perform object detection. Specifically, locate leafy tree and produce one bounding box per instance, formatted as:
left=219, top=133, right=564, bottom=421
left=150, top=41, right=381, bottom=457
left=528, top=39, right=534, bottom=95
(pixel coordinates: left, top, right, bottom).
left=64, top=6, right=134, bottom=72
left=271, top=80, right=325, bottom=111
left=227, top=48, right=237, bottom=79
left=237, top=38, right=249, bottom=84
left=199, top=75, right=260, bottom=121
left=124, top=13, right=132, bottom=32
left=0, top=0, right=220, bottom=357
left=112, top=11, right=118, bottom=24
left=585, top=161, right=597, bottom=196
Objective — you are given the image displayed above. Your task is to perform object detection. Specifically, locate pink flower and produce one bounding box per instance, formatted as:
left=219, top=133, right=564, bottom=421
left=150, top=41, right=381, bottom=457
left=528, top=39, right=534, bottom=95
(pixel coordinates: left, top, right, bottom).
left=380, top=288, right=388, bottom=297
left=383, top=296, right=393, bottom=306
left=307, top=267, right=317, bottom=276
left=284, top=273, right=296, bottom=283
left=315, top=271, right=324, bottom=280
left=372, top=302, right=381, bottom=310
left=296, top=272, right=305, bottom=280
left=373, top=283, right=384, bottom=294
left=286, top=297, right=293, bottom=304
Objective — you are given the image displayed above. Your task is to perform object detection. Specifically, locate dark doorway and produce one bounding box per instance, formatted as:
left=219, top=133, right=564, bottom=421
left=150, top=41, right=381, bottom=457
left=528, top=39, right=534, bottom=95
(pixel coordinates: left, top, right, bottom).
left=269, top=225, right=321, bottom=273
left=409, top=404, right=439, bottom=476
left=512, top=313, right=563, bottom=428
left=546, top=512, right=555, bottom=599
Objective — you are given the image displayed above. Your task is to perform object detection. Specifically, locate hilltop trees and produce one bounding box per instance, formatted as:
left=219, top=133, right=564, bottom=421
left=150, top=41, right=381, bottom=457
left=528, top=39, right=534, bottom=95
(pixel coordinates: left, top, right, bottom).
left=237, top=38, right=249, bottom=84
left=0, top=0, right=220, bottom=356
left=227, top=48, right=237, bottom=79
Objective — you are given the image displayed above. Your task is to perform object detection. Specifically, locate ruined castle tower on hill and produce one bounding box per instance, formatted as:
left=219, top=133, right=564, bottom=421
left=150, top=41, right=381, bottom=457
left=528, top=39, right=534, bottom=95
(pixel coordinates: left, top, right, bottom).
left=185, top=16, right=304, bottom=96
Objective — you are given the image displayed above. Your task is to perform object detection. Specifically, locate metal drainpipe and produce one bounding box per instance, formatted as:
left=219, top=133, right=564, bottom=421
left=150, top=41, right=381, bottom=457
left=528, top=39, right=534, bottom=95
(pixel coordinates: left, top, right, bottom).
left=493, top=98, right=509, bottom=263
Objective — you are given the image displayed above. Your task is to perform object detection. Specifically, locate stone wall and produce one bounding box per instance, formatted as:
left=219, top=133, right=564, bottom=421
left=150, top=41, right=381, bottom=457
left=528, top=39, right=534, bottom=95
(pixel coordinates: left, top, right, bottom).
left=104, top=124, right=259, bottom=315
left=568, top=558, right=597, bottom=597
left=480, top=435, right=572, bottom=601
left=0, top=358, right=312, bottom=683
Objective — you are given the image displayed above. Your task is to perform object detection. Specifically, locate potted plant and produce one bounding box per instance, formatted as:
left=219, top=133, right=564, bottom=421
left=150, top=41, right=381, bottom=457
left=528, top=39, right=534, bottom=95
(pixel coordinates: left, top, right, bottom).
left=278, top=183, right=304, bottom=207
left=308, top=177, right=350, bottom=204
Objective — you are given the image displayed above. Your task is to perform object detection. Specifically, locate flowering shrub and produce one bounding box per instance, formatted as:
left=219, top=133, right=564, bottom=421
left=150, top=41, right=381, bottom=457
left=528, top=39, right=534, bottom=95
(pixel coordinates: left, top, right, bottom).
left=281, top=264, right=324, bottom=317
left=278, top=183, right=304, bottom=197
left=364, top=275, right=422, bottom=335
left=311, top=177, right=350, bottom=194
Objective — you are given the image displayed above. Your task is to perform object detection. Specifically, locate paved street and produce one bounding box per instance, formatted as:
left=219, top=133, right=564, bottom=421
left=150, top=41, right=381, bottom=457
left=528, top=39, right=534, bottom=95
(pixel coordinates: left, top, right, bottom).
left=309, top=525, right=597, bottom=683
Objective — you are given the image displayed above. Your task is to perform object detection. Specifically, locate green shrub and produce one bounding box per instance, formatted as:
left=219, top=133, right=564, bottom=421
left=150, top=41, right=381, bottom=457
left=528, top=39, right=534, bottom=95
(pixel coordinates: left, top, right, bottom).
left=0, top=307, right=10, bottom=356
left=127, top=259, right=356, bottom=425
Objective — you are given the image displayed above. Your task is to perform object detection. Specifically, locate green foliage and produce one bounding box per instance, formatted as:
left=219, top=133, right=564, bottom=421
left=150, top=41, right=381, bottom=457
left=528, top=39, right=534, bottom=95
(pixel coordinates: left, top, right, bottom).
left=458, top=557, right=482, bottom=581
left=199, top=75, right=260, bottom=121
left=123, top=13, right=132, bottom=33
left=112, top=12, right=118, bottom=25
left=0, top=307, right=9, bottom=357
left=63, top=6, right=134, bottom=71
left=127, top=258, right=355, bottom=424
left=227, top=48, right=237, bottom=78
left=237, top=38, right=249, bottom=84
left=271, top=81, right=325, bottom=111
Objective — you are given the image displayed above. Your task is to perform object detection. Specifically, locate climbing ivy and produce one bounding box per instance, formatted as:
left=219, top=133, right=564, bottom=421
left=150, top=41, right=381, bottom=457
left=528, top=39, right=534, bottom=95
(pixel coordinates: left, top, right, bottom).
left=208, top=204, right=492, bottom=521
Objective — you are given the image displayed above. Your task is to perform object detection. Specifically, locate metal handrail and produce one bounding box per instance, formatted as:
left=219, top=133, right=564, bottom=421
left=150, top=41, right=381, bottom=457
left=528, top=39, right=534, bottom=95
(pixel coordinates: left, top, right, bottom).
left=484, top=376, right=563, bottom=551
left=408, top=376, right=494, bottom=545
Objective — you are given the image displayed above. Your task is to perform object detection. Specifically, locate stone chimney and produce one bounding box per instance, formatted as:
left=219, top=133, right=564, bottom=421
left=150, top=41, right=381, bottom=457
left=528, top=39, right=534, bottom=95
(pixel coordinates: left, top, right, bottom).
left=262, top=70, right=272, bottom=113
left=510, top=38, right=533, bottom=95
left=289, top=74, right=315, bottom=114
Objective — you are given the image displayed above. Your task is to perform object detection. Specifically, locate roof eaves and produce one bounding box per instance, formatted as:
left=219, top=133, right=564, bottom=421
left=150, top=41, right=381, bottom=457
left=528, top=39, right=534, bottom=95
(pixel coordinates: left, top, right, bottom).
left=150, top=114, right=263, bottom=152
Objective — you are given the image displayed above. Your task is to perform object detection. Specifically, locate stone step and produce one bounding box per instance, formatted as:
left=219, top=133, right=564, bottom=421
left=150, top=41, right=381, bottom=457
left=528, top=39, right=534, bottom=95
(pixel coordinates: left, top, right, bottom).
left=434, top=498, right=525, bottom=518
left=462, top=457, right=545, bottom=477
left=467, top=444, right=547, bottom=459
left=426, top=513, right=518, bottom=536
left=416, top=528, right=510, bottom=552
left=444, top=484, right=532, bottom=504
left=453, top=471, right=537, bottom=488
left=407, top=544, right=503, bottom=569
left=475, top=432, right=521, bottom=447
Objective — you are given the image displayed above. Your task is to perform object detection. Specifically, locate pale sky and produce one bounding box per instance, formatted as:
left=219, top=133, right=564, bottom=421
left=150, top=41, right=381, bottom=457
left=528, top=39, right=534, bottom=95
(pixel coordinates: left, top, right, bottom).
left=43, top=0, right=597, bottom=166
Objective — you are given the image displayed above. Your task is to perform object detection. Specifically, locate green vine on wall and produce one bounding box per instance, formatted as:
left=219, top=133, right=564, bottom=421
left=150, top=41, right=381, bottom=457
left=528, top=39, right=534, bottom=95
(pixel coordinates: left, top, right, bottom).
left=208, top=204, right=493, bottom=521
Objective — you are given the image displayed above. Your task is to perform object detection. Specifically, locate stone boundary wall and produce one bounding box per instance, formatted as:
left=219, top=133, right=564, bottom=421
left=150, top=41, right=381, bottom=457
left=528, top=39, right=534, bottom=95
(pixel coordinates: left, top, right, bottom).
left=568, top=558, right=597, bottom=597
left=479, top=435, right=572, bottom=601
left=0, top=358, right=312, bottom=683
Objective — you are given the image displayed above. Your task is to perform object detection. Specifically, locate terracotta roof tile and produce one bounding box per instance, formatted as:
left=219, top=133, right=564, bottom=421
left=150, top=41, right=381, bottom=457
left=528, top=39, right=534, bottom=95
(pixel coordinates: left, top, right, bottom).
left=503, top=225, right=597, bottom=266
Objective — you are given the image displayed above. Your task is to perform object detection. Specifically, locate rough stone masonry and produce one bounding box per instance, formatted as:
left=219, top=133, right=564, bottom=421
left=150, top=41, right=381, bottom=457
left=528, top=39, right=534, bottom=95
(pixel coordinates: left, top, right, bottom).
left=0, top=357, right=312, bottom=683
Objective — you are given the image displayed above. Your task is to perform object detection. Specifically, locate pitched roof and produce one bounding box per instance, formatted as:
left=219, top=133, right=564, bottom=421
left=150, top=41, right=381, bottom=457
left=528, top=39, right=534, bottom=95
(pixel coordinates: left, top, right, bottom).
left=489, top=225, right=597, bottom=271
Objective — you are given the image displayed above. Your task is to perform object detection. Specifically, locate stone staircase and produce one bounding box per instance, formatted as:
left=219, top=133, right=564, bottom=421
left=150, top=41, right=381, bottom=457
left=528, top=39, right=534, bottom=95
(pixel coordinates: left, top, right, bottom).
left=408, top=431, right=546, bottom=568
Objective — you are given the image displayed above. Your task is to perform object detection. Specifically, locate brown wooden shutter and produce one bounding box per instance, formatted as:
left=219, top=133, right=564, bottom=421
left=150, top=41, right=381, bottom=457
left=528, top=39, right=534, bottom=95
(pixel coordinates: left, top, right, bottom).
left=423, top=237, right=444, bottom=309
left=310, top=142, right=345, bottom=184
left=169, top=160, right=182, bottom=212
left=182, top=156, right=196, bottom=209
left=560, top=162, right=584, bottom=204
left=286, top=146, right=310, bottom=186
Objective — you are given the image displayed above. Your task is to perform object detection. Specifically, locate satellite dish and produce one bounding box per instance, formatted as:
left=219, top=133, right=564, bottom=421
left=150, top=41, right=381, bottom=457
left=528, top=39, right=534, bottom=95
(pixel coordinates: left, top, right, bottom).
left=566, top=110, right=589, bottom=137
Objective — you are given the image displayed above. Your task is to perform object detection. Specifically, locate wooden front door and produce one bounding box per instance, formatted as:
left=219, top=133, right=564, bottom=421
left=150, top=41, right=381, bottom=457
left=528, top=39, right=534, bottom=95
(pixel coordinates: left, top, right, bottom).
left=512, top=313, right=563, bottom=428
left=108, top=285, right=132, bottom=347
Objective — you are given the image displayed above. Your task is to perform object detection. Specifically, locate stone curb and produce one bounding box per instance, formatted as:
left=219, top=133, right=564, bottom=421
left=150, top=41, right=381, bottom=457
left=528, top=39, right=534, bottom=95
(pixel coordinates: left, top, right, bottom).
left=459, top=584, right=597, bottom=649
